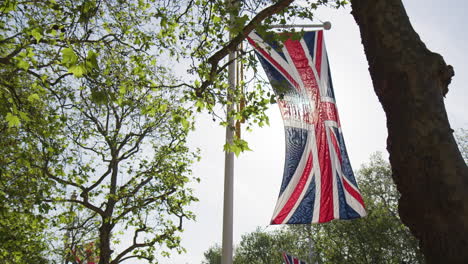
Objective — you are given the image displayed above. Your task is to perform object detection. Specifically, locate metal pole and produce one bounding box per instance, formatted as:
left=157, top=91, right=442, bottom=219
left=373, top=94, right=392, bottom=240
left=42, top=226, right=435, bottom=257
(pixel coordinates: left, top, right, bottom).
left=221, top=1, right=237, bottom=263
left=269, top=21, right=332, bottom=30
left=221, top=64, right=235, bottom=264
left=308, top=225, right=315, bottom=264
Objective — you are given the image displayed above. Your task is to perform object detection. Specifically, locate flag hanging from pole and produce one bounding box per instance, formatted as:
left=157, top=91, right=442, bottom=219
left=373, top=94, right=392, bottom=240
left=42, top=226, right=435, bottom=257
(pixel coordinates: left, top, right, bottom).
left=282, top=252, right=307, bottom=264
left=247, top=30, right=366, bottom=224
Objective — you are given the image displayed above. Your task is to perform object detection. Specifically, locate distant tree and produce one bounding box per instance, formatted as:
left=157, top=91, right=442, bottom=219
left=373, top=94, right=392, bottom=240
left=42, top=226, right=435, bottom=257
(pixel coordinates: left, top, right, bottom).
left=202, top=244, right=222, bottom=264
left=202, top=228, right=307, bottom=264
left=302, top=153, right=423, bottom=264
left=234, top=227, right=307, bottom=264
left=202, top=153, right=425, bottom=264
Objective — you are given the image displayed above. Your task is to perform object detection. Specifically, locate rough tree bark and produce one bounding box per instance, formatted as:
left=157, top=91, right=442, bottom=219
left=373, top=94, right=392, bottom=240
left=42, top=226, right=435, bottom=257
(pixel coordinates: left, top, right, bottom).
left=350, top=0, right=468, bottom=263
left=99, top=223, right=113, bottom=264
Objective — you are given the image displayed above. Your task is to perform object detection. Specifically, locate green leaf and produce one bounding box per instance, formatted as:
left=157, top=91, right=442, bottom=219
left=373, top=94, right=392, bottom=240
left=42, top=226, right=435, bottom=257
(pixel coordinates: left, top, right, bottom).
left=223, top=138, right=252, bottom=157
left=17, top=59, right=30, bottom=70
left=90, top=90, right=107, bottom=104
left=26, top=48, right=35, bottom=58
left=61, top=48, right=78, bottom=67
left=86, top=50, right=98, bottom=69
left=212, top=16, right=221, bottom=23
left=31, top=28, right=43, bottom=42
left=68, top=64, right=87, bottom=77
left=5, top=113, right=20, bottom=128
left=195, top=100, right=204, bottom=111
left=27, top=93, right=40, bottom=102
left=159, top=104, right=168, bottom=112
left=18, top=111, right=31, bottom=122
left=181, top=118, right=190, bottom=130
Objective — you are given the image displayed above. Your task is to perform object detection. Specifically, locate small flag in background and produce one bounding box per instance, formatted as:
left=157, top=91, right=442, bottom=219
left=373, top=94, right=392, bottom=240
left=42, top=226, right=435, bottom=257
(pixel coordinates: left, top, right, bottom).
left=247, top=30, right=366, bottom=224
left=282, top=252, right=307, bottom=264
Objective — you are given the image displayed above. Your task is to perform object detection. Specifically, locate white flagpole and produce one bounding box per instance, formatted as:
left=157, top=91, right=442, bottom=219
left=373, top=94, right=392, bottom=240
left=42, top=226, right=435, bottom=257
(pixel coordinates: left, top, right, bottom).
left=270, top=21, right=332, bottom=30
left=220, top=18, right=330, bottom=264
left=221, top=0, right=237, bottom=263
left=221, top=55, right=235, bottom=264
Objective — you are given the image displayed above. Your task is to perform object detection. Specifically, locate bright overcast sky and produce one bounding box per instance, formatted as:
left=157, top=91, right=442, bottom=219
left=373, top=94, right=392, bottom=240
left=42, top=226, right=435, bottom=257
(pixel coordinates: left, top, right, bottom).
left=162, top=0, right=468, bottom=263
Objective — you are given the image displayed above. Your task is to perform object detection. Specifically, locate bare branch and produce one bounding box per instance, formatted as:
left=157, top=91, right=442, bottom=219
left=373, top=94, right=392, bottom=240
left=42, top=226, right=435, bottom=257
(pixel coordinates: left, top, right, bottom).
left=35, top=158, right=86, bottom=192
left=44, top=198, right=105, bottom=216
left=114, top=188, right=177, bottom=221
left=118, top=255, right=152, bottom=262
left=175, top=0, right=195, bottom=22
left=111, top=228, right=172, bottom=264
left=118, top=128, right=154, bottom=161
left=85, top=164, right=112, bottom=192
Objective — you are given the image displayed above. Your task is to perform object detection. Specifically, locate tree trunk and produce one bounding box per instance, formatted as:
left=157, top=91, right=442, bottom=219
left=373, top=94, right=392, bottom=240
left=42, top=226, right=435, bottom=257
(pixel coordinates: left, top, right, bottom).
left=99, top=223, right=112, bottom=264
left=99, top=157, right=118, bottom=264
left=349, top=0, right=468, bottom=263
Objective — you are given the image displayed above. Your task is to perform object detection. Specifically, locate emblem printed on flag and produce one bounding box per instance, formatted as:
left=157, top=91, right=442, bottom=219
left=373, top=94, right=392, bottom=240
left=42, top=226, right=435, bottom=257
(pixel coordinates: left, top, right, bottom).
left=247, top=30, right=366, bottom=224
left=282, top=252, right=307, bottom=264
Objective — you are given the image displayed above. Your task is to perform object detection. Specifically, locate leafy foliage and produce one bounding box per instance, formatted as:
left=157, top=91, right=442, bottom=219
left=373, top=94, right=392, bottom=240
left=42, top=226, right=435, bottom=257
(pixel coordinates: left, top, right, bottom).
left=202, top=228, right=306, bottom=264
left=234, top=227, right=307, bottom=264
left=0, top=208, right=48, bottom=264
left=202, top=244, right=222, bottom=264
left=1, top=1, right=200, bottom=263
left=150, top=0, right=349, bottom=151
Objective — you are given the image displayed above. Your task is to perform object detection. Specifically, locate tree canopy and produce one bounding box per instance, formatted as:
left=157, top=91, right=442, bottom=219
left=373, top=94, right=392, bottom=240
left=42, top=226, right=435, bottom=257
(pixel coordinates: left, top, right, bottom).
left=1, top=1, right=200, bottom=263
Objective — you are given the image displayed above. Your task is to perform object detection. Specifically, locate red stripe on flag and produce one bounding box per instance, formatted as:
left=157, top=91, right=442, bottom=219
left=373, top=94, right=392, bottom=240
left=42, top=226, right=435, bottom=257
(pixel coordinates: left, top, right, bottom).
left=320, top=101, right=339, bottom=124
left=316, top=122, right=334, bottom=222
left=315, top=30, right=323, bottom=77
left=247, top=36, right=300, bottom=91
left=283, top=38, right=320, bottom=108
left=342, top=178, right=366, bottom=207
left=271, top=151, right=313, bottom=224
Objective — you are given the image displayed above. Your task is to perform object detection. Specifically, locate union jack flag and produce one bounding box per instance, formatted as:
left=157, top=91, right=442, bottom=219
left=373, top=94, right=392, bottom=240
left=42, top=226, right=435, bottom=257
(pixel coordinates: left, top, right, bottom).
left=247, top=30, right=366, bottom=224
left=282, top=252, right=307, bottom=264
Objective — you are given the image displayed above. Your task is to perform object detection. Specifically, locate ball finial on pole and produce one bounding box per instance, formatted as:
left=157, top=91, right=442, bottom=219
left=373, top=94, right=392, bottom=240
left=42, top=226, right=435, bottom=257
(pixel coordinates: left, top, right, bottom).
left=323, top=21, right=332, bottom=30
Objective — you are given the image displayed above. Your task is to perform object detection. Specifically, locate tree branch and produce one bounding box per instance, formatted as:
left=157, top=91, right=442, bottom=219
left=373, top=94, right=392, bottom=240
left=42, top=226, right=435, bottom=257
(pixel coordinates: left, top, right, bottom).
left=44, top=198, right=105, bottom=217
left=0, top=44, right=25, bottom=65
left=36, top=158, right=86, bottom=192
left=114, top=188, right=177, bottom=221
left=111, top=228, right=172, bottom=264
left=196, top=0, right=294, bottom=96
